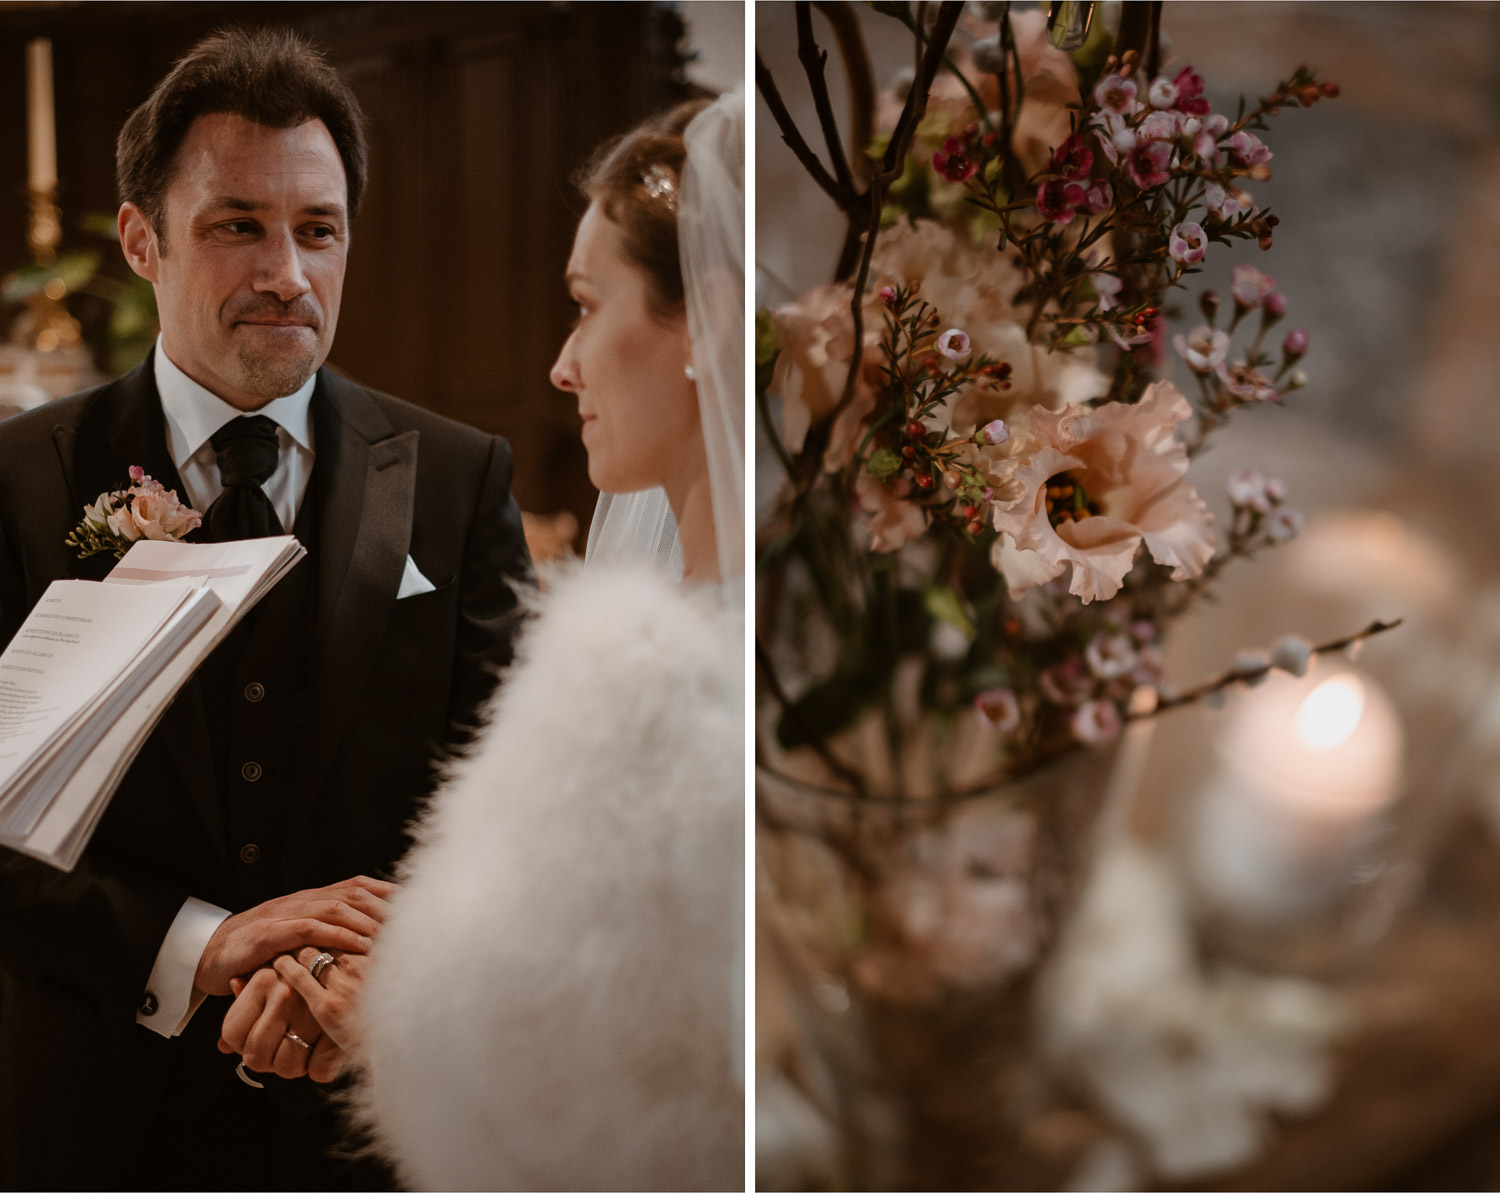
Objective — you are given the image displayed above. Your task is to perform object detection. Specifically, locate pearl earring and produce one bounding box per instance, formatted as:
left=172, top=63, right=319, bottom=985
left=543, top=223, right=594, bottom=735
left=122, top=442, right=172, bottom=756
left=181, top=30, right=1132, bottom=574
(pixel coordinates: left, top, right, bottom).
left=684, top=364, right=697, bottom=382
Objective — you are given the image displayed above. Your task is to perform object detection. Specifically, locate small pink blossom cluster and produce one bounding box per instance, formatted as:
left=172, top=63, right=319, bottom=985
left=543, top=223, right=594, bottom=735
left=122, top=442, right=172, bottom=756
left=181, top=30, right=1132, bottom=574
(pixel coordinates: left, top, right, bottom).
left=1226, top=467, right=1303, bottom=543
left=932, top=123, right=1000, bottom=184
left=1033, top=135, right=1113, bottom=225
left=1002, top=617, right=1166, bottom=745
left=1174, top=265, right=1312, bottom=405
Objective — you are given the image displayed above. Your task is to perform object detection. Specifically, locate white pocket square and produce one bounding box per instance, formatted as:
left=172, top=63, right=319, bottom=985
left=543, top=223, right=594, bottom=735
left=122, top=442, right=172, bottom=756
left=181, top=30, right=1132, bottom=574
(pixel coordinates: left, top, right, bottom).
left=397, top=555, right=437, bottom=599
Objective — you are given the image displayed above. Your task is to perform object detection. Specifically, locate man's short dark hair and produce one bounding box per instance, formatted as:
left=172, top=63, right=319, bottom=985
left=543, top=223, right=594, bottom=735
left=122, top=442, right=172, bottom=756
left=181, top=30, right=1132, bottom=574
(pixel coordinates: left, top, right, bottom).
left=116, top=26, right=368, bottom=246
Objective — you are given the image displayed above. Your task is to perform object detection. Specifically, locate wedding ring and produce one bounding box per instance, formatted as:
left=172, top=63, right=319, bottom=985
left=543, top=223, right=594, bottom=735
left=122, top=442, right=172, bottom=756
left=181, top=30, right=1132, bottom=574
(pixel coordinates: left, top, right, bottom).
left=235, top=1061, right=265, bottom=1089
left=308, top=951, right=337, bottom=984
left=284, top=1031, right=311, bottom=1050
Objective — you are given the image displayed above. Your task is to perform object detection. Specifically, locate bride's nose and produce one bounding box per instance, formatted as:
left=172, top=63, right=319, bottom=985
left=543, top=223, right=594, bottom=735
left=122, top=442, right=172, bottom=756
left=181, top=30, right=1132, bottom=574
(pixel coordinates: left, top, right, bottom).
left=550, top=337, right=581, bottom=392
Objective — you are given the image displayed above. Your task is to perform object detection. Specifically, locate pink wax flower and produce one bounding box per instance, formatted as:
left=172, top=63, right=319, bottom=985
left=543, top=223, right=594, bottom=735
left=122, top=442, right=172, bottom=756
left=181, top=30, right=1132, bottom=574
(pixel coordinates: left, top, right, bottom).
left=1230, top=264, right=1276, bottom=308
left=1126, top=141, right=1172, bottom=189
left=1093, top=272, right=1123, bottom=312
left=974, top=687, right=1022, bottom=733
left=1039, top=656, right=1093, bottom=705
left=1227, top=466, right=1273, bottom=512
left=1216, top=361, right=1280, bottom=403
left=1173, top=325, right=1230, bottom=373
left=1173, top=65, right=1211, bottom=116
left=1094, top=73, right=1139, bottom=114
left=1266, top=508, right=1304, bottom=542
left=1090, top=112, right=1136, bottom=165
left=1205, top=181, right=1253, bottom=221
left=1169, top=221, right=1207, bottom=265
left=936, top=328, right=972, bottom=361
left=1080, top=180, right=1113, bottom=215
left=1051, top=133, right=1094, bottom=180
left=1071, top=699, right=1123, bottom=744
left=1036, top=178, right=1087, bottom=224
left=1147, top=76, right=1178, bottom=109
left=989, top=381, right=1215, bottom=604
left=933, top=144, right=978, bottom=183
left=1283, top=326, right=1309, bottom=356
left=1138, top=111, right=1181, bottom=142
left=1226, top=129, right=1272, bottom=167
left=976, top=419, right=1011, bottom=446
left=1263, top=291, right=1288, bottom=319
left=879, top=285, right=898, bottom=306
left=1085, top=631, right=1137, bottom=680
left=128, top=465, right=145, bottom=483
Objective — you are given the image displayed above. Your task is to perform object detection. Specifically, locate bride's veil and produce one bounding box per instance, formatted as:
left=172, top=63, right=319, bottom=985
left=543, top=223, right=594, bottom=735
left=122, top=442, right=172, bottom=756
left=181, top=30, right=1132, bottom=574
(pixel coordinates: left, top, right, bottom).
left=584, top=89, right=745, bottom=590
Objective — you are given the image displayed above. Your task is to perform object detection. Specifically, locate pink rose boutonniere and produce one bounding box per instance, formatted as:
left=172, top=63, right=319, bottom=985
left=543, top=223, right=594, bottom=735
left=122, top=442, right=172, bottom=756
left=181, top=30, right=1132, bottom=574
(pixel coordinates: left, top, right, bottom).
left=64, top=465, right=203, bottom=561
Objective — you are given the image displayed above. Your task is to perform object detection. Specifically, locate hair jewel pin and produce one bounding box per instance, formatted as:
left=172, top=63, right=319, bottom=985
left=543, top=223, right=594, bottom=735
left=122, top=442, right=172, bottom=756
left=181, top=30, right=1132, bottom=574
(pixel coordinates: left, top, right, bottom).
left=641, top=164, right=678, bottom=212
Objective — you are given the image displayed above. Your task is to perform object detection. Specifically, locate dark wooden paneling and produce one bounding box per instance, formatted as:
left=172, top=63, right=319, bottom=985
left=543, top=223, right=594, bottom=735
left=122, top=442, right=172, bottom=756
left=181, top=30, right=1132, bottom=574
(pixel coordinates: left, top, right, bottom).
left=0, top=0, right=691, bottom=528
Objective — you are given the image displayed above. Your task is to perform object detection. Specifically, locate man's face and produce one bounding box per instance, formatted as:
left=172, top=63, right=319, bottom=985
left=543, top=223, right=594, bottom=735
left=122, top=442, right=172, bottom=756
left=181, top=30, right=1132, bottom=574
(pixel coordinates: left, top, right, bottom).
left=121, top=113, right=349, bottom=411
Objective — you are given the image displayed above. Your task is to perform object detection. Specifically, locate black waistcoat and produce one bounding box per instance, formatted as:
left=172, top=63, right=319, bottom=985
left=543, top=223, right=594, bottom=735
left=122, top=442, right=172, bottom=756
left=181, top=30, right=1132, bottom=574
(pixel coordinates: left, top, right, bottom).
left=198, top=482, right=320, bottom=909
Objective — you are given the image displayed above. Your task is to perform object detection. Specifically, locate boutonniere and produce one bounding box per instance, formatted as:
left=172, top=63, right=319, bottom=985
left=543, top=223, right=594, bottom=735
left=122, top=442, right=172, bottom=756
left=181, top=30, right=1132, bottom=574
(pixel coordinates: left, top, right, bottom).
left=65, top=465, right=203, bottom=561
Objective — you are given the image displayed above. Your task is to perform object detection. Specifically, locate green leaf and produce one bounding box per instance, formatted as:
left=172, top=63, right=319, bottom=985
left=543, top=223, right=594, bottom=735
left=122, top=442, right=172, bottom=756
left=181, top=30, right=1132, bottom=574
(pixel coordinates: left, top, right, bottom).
left=755, top=307, right=779, bottom=367
left=924, top=585, right=976, bottom=639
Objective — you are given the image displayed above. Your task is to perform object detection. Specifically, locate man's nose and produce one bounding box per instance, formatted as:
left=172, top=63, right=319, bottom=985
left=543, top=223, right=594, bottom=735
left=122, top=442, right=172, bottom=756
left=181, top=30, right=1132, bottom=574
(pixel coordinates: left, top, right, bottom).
left=253, top=228, right=311, bottom=302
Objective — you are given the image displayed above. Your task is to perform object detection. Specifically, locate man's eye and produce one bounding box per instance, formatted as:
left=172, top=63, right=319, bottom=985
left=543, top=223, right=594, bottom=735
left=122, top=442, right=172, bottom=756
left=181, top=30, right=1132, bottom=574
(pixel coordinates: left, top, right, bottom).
left=220, top=221, right=257, bottom=236
left=305, top=225, right=336, bottom=241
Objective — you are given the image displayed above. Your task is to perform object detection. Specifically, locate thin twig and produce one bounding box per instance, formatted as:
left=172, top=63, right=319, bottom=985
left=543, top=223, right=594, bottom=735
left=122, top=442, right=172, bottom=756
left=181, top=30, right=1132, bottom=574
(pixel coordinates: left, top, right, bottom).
left=795, top=1, right=857, bottom=199
left=1130, top=618, right=1405, bottom=720
left=756, top=52, right=847, bottom=206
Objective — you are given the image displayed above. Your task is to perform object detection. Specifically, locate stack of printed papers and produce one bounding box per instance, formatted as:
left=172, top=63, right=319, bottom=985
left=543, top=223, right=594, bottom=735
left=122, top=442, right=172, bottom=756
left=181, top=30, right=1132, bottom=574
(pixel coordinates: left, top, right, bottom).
left=0, top=537, right=304, bottom=870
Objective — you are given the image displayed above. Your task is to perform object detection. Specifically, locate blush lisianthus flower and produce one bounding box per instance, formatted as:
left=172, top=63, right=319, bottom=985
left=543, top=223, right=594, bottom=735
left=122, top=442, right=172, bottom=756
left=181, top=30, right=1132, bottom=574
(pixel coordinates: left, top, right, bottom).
left=989, top=381, right=1215, bottom=604
left=855, top=471, right=928, bottom=553
left=769, top=283, right=879, bottom=468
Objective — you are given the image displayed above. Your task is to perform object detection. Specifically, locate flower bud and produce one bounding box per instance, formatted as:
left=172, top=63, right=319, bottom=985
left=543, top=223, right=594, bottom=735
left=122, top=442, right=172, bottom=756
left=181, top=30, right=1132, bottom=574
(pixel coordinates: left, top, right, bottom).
left=1262, top=292, right=1288, bottom=320
left=975, top=418, right=1011, bottom=446
left=1270, top=635, right=1312, bottom=678
left=1198, top=290, right=1221, bottom=324
left=1287, top=369, right=1309, bottom=390
left=1283, top=326, right=1309, bottom=356
left=879, top=285, right=898, bottom=306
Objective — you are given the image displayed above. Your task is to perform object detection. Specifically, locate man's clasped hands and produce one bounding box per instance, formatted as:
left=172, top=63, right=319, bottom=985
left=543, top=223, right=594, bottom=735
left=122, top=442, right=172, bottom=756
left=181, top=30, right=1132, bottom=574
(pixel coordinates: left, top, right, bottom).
left=197, top=875, right=393, bottom=1082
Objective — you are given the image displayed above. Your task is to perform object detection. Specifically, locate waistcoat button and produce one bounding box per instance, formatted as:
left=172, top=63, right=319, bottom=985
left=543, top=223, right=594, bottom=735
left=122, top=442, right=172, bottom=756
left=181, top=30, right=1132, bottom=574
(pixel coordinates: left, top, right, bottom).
left=239, top=843, right=260, bottom=864
left=244, top=682, right=265, bottom=703
left=242, top=761, right=263, bottom=782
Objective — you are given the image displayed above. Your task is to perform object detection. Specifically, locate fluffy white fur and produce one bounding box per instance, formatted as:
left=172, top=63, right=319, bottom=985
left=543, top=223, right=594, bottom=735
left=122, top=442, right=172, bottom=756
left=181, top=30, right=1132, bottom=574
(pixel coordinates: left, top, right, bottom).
left=353, top=564, right=744, bottom=1191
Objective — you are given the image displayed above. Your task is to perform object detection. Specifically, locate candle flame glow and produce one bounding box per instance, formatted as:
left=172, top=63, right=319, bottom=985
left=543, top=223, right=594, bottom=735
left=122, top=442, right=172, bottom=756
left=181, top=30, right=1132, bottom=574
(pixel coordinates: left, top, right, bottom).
left=1294, top=674, right=1366, bottom=751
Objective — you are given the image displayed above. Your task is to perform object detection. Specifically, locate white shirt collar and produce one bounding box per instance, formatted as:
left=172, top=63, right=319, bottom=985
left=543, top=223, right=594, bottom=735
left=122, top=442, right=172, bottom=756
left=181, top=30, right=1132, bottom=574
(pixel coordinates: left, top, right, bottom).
left=153, top=334, right=316, bottom=469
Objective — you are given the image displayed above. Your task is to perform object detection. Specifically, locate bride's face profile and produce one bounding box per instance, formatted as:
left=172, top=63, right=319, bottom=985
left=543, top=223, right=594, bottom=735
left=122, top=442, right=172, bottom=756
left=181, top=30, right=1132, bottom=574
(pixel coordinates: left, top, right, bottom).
left=550, top=202, right=698, bottom=496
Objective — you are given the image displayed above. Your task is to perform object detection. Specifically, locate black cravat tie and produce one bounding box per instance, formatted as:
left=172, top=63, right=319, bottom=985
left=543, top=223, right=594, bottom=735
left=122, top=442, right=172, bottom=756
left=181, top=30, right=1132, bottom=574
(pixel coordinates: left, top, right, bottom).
left=203, top=415, right=283, bottom=541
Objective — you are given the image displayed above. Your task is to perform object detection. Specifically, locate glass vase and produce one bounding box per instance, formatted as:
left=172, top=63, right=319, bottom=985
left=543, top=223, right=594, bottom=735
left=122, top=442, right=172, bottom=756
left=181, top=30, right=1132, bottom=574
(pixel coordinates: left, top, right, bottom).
left=757, top=742, right=1123, bottom=1191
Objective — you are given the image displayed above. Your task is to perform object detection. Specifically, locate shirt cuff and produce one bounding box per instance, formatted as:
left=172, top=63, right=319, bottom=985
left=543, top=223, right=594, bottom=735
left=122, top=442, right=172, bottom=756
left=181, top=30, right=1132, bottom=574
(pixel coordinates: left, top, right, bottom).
left=136, top=897, right=230, bottom=1039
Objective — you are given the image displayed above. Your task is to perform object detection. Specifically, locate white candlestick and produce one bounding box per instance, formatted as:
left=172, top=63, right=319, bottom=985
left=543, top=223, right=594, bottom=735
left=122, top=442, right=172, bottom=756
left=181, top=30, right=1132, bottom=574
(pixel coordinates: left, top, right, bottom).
left=27, top=39, right=57, bottom=193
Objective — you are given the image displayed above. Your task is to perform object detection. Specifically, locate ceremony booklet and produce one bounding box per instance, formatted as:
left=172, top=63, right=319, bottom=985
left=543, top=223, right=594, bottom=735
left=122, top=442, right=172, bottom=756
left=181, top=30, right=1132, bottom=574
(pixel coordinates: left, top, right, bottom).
left=0, top=536, right=304, bottom=871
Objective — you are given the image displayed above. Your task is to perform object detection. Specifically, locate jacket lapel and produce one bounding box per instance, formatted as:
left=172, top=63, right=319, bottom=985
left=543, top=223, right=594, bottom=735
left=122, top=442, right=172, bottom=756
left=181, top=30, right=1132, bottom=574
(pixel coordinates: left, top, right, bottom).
left=295, top=369, right=417, bottom=821
left=51, top=353, right=224, bottom=853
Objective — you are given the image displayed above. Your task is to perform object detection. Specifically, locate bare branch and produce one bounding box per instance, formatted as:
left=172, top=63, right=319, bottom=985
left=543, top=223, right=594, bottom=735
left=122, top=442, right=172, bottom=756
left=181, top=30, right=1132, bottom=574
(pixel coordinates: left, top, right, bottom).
left=795, top=1, right=857, bottom=201
left=756, top=52, right=847, bottom=205
left=1129, top=618, right=1405, bottom=721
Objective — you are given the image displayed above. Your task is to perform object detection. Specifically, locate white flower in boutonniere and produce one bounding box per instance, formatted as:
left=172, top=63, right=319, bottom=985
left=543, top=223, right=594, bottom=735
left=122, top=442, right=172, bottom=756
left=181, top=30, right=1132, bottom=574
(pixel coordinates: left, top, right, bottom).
left=65, top=465, right=203, bottom=561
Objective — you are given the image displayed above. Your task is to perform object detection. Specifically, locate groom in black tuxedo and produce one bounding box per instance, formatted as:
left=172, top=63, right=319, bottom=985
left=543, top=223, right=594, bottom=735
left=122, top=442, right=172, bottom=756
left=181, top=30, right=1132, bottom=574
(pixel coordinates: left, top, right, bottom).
left=0, top=28, right=532, bottom=1191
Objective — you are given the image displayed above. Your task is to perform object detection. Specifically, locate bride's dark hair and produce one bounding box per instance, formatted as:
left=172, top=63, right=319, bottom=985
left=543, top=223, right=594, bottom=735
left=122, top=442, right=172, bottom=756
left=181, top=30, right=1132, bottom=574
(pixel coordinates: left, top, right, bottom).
left=575, top=98, right=711, bottom=322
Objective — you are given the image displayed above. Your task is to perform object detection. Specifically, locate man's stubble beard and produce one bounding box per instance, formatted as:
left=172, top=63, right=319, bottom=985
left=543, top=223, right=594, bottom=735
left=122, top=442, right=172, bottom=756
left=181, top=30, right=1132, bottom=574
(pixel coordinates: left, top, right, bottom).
left=233, top=341, right=321, bottom=401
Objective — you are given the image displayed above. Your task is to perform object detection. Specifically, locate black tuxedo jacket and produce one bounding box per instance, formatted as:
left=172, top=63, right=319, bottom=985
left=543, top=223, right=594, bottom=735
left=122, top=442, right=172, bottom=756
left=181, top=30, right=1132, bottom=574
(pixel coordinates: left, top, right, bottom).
left=0, top=355, right=533, bottom=1187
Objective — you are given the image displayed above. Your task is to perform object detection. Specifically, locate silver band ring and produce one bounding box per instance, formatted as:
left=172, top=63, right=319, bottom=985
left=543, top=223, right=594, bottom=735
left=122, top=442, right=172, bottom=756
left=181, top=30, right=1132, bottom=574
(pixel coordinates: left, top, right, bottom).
left=308, top=952, right=337, bottom=983
left=284, top=1031, right=312, bottom=1050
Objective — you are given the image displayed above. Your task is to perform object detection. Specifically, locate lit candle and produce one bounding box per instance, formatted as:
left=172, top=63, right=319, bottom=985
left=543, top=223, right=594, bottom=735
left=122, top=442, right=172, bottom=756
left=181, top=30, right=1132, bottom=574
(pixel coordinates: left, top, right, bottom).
left=1190, top=666, right=1404, bottom=922
left=27, top=38, right=57, bottom=193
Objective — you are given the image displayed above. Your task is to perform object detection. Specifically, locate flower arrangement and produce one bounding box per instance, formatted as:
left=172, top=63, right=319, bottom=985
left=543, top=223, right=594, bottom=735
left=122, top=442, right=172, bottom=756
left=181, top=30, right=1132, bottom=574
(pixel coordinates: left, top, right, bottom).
left=65, top=466, right=202, bottom=561
left=757, top=2, right=1395, bottom=797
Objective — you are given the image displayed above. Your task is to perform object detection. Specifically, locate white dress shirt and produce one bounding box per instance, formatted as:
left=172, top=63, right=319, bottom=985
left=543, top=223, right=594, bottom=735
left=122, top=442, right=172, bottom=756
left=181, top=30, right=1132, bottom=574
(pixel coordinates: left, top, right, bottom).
left=136, top=337, right=318, bottom=1039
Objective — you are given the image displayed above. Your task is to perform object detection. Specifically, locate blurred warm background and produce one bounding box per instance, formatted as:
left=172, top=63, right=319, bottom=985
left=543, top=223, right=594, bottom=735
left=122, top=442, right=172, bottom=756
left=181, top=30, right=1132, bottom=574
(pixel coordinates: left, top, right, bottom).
left=757, top=3, right=1500, bottom=1189
left=0, top=0, right=743, bottom=560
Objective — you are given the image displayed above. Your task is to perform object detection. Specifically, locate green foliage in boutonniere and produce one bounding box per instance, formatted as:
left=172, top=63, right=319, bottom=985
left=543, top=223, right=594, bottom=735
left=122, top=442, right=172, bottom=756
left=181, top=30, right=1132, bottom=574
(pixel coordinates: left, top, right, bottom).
left=65, top=465, right=203, bottom=561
